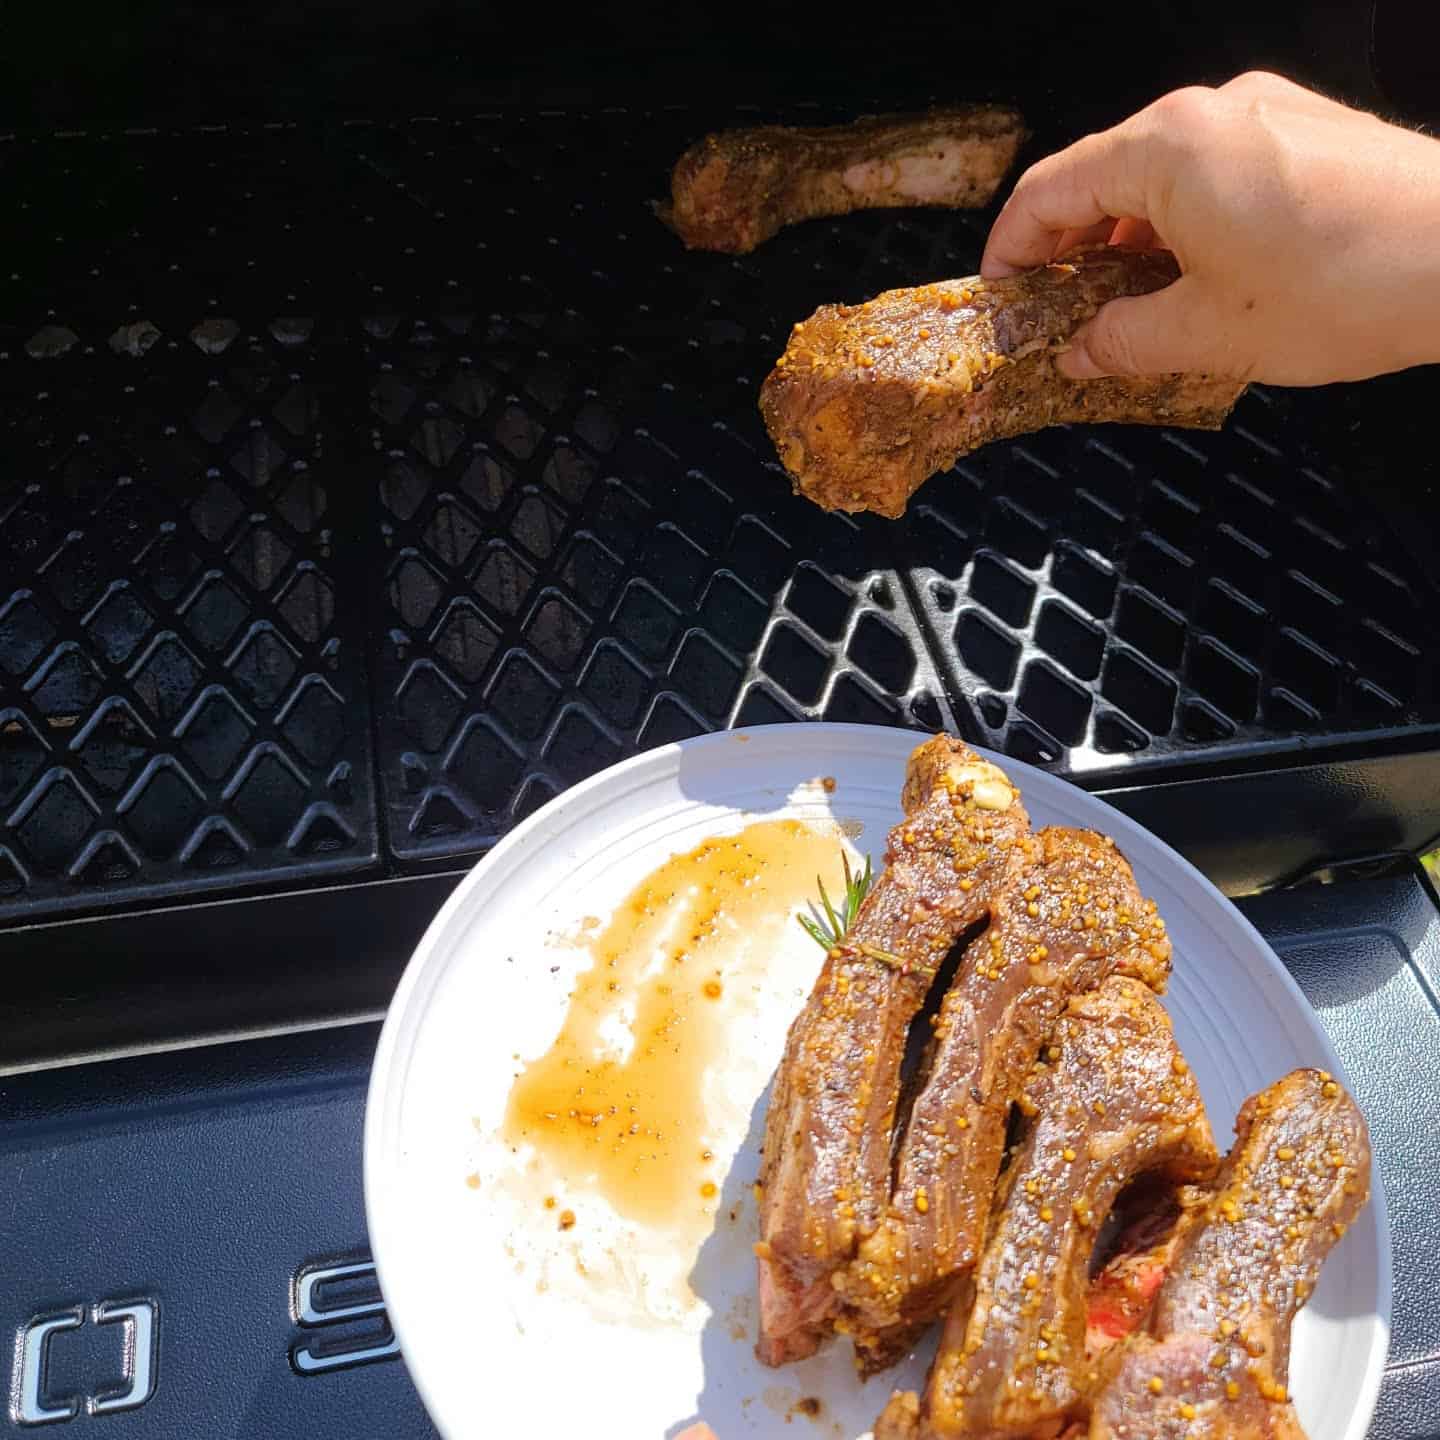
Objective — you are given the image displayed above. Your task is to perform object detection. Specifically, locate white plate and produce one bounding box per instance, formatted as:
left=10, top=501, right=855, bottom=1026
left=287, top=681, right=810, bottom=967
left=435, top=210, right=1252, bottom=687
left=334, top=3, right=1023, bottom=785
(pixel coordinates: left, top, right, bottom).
left=365, top=724, right=1390, bottom=1440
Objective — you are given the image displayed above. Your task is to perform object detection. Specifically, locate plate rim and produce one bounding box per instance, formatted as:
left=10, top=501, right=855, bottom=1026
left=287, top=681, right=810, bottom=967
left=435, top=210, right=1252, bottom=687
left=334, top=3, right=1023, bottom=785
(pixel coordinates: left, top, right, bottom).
left=364, top=722, right=1392, bottom=1438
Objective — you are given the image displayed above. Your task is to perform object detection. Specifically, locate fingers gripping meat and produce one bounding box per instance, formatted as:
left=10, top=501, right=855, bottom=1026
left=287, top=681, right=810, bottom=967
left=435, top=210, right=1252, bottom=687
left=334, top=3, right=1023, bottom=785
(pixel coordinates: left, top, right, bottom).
left=661, top=107, right=1027, bottom=254
left=885, top=977, right=1218, bottom=1440
left=841, top=829, right=1175, bottom=1361
left=759, top=248, right=1248, bottom=518
left=1089, top=1070, right=1372, bottom=1440
left=756, top=737, right=1032, bottom=1366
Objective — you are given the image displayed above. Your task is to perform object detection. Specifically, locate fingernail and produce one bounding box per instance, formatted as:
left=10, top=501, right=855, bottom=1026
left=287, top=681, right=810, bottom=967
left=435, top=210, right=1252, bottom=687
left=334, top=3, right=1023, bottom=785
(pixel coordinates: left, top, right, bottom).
left=1056, top=336, right=1106, bottom=381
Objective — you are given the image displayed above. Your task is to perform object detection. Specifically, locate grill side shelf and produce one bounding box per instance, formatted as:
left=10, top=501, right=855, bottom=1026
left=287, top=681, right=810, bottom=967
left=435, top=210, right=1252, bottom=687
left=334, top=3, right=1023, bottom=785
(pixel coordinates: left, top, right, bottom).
left=1239, top=866, right=1440, bottom=1427
left=0, top=870, right=1435, bottom=1437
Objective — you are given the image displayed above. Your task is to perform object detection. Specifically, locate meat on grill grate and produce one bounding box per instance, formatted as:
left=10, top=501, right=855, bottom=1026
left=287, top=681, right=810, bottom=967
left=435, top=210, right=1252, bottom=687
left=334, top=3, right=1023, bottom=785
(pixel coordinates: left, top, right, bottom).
left=660, top=107, right=1027, bottom=254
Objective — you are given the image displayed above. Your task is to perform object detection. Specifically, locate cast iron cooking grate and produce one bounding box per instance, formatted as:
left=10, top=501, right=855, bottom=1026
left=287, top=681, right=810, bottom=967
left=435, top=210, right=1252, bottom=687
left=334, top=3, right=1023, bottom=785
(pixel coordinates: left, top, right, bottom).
left=0, top=127, right=383, bottom=919
left=902, top=383, right=1440, bottom=770
left=2, top=109, right=1437, bottom=917
left=362, top=295, right=953, bottom=861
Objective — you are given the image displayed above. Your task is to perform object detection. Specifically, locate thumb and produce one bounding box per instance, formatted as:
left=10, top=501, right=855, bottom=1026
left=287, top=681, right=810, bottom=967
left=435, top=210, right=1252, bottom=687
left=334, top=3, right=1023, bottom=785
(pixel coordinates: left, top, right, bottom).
left=1057, top=276, right=1216, bottom=380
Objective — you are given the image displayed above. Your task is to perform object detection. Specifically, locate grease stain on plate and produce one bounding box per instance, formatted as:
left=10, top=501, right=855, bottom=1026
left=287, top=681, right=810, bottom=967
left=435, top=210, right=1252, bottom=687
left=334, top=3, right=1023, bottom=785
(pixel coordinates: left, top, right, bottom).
left=503, top=817, right=853, bottom=1235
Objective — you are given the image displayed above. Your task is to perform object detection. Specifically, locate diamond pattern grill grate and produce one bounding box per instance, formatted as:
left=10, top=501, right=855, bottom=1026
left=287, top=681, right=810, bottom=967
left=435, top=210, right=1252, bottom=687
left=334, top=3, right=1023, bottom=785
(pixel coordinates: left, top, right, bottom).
left=2, top=111, right=1437, bottom=918
left=904, top=395, right=1439, bottom=770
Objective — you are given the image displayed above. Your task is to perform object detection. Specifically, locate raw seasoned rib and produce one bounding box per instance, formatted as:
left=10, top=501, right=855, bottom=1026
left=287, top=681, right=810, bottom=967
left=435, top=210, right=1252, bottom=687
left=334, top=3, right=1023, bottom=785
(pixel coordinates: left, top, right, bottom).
left=879, top=977, right=1218, bottom=1440
left=756, top=736, right=1033, bottom=1366
left=841, top=828, right=1174, bottom=1367
left=660, top=107, right=1027, bottom=254
left=759, top=248, right=1248, bottom=517
left=874, top=1196, right=1201, bottom=1440
left=1089, top=1069, right=1371, bottom=1440
left=1084, top=1186, right=1205, bottom=1360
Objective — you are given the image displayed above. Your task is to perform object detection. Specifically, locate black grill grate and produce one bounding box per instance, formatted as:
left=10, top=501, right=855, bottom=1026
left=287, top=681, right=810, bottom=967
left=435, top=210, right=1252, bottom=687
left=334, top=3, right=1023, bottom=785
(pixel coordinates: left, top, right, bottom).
left=903, top=391, right=1440, bottom=769
left=3, top=111, right=1437, bottom=918
left=366, top=299, right=955, bottom=859
left=0, top=128, right=383, bottom=917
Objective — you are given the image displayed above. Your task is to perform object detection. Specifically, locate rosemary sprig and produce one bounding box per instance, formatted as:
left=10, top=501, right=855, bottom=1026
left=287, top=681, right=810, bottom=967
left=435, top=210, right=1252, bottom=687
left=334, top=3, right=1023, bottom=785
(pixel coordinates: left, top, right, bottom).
left=856, top=940, right=914, bottom=971
left=798, top=852, right=873, bottom=950
left=797, top=853, right=934, bottom=979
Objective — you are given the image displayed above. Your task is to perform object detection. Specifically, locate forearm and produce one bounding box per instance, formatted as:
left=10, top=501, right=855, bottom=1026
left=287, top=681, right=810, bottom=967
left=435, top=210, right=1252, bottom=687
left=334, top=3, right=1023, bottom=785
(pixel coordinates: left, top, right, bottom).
left=1374, top=133, right=1440, bottom=373
left=1198, top=104, right=1440, bottom=383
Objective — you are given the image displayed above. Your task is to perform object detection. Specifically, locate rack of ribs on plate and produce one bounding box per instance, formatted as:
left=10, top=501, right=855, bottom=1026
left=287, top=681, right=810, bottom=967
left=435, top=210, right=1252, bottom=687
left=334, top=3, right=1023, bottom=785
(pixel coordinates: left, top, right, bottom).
left=874, top=975, right=1219, bottom=1439
left=839, top=830, right=1175, bottom=1375
left=659, top=107, right=1028, bottom=254
left=755, top=737, right=1173, bottom=1369
left=758, top=248, right=1248, bottom=518
left=755, top=736, right=1373, bottom=1440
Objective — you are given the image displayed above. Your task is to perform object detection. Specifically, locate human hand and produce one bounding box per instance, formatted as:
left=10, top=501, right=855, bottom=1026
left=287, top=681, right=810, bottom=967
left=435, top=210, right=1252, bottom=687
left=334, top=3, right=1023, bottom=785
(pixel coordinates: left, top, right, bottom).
left=981, top=72, right=1440, bottom=385
left=675, top=1426, right=717, bottom=1440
